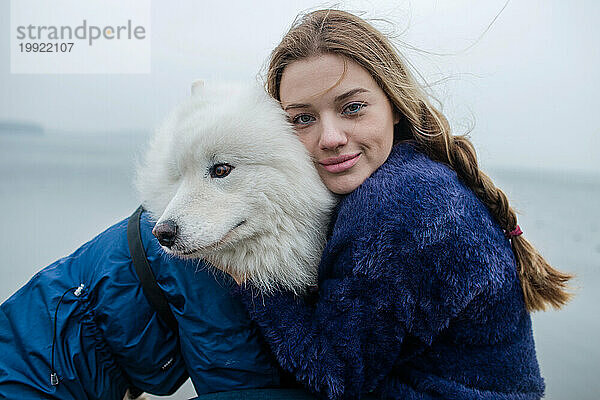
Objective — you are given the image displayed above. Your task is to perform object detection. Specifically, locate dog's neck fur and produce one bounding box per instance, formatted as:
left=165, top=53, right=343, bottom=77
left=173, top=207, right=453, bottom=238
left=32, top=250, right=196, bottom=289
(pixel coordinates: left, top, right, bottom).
left=203, top=207, right=331, bottom=295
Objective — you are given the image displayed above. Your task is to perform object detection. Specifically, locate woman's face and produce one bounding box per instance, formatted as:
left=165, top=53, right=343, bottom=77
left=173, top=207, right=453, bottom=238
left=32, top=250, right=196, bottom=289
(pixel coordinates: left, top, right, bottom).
left=279, top=54, right=398, bottom=194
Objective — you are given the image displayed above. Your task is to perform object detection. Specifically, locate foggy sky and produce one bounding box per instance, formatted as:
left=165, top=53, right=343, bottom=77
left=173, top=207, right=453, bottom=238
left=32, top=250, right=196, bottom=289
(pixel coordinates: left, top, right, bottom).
left=1, top=0, right=598, bottom=174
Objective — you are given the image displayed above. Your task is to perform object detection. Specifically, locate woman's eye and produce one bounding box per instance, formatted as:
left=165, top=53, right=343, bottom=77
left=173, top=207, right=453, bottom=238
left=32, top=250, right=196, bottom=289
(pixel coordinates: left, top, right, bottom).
left=210, top=163, right=234, bottom=178
left=343, top=102, right=366, bottom=115
left=292, top=114, right=315, bottom=125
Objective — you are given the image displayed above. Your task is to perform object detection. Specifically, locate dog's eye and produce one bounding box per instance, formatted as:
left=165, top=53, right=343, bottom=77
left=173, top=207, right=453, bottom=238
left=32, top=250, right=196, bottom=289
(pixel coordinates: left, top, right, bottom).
left=210, top=163, right=234, bottom=178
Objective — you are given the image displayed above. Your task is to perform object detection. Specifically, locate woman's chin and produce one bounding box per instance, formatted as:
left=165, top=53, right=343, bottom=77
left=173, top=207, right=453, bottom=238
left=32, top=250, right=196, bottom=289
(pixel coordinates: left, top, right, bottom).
left=322, top=173, right=366, bottom=195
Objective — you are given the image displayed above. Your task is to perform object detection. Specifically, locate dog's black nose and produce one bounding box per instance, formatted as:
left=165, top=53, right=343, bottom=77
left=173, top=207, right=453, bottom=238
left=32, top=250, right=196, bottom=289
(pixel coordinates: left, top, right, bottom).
left=152, top=220, right=178, bottom=248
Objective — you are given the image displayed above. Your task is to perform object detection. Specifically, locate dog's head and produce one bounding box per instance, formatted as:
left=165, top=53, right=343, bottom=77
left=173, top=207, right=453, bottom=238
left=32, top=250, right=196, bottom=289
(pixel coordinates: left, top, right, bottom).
left=135, top=83, right=336, bottom=294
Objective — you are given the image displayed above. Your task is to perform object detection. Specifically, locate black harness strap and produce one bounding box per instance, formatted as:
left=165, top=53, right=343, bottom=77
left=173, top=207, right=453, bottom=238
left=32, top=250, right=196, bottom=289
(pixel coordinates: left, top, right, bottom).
left=127, top=205, right=178, bottom=332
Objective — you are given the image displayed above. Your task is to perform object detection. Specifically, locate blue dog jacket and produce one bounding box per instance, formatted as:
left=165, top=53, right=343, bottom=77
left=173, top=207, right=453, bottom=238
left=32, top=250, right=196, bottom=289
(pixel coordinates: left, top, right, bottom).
left=0, top=211, right=280, bottom=399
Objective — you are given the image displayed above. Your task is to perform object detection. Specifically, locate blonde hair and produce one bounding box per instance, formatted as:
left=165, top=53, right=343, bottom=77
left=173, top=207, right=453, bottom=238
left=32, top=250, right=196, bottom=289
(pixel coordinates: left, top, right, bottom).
left=266, top=9, right=572, bottom=311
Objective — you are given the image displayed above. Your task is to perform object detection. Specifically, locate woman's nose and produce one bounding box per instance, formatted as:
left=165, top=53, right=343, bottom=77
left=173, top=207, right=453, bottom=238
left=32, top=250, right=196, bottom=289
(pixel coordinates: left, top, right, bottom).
left=319, top=116, right=348, bottom=150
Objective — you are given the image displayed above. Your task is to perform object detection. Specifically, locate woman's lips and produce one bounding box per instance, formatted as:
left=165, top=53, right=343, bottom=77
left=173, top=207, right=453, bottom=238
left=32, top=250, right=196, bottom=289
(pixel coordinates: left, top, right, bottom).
left=320, top=153, right=361, bottom=173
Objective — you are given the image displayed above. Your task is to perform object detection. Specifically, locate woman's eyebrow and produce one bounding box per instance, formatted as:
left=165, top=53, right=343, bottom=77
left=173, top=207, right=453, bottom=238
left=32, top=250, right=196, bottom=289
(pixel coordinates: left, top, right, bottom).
left=334, top=88, right=369, bottom=104
left=283, top=88, right=370, bottom=111
left=283, top=102, right=311, bottom=111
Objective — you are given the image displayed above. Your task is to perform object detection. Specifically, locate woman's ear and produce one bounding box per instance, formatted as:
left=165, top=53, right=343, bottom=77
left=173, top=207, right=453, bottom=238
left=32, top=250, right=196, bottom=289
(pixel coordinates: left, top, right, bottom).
left=393, top=113, right=413, bottom=143
left=394, top=110, right=401, bottom=125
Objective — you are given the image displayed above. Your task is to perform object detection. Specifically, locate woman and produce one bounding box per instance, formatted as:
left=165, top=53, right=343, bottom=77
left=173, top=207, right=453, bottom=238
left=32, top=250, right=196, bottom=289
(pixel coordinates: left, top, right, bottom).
left=225, top=9, right=572, bottom=400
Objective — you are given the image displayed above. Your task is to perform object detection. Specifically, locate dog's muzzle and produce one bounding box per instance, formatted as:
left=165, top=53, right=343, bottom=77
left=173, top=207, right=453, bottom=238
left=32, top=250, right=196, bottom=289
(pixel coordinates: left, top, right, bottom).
left=152, top=220, right=178, bottom=248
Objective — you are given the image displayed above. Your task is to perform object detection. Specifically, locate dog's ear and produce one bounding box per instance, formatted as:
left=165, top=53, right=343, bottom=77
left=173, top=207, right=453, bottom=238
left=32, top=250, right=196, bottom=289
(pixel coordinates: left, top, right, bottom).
left=191, top=79, right=205, bottom=96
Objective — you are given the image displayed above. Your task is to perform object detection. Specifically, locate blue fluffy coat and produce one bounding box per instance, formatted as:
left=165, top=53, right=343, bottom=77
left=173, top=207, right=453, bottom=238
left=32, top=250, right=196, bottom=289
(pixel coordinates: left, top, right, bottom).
left=233, top=142, right=544, bottom=399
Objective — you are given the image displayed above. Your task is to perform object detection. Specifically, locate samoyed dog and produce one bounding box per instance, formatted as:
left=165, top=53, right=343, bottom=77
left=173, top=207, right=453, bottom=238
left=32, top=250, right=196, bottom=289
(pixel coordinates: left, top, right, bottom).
left=0, top=82, right=334, bottom=400
left=135, top=83, right=336, bottom=294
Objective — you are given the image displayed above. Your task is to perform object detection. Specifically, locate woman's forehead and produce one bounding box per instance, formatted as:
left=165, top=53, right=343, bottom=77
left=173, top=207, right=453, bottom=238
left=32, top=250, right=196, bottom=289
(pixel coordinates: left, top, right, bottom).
left=279, top=54, right=379, bottom=106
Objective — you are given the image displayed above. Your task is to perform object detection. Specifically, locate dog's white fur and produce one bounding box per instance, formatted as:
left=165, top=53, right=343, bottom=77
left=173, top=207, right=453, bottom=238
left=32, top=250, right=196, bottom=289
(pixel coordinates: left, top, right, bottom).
left=135, top=84, right=336, bottom=294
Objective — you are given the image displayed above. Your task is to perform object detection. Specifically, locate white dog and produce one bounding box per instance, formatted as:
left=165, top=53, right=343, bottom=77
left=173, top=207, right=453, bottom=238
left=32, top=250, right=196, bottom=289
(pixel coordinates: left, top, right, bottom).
left=135, top=83, right=336, bottom=295
left=0, top=82, right=335, bottom=400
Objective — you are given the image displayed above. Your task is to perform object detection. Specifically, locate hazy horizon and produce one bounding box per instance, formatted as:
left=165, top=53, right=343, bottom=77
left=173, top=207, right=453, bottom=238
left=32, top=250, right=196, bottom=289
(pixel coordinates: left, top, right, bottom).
left=1, top=0, right=599, bottom=175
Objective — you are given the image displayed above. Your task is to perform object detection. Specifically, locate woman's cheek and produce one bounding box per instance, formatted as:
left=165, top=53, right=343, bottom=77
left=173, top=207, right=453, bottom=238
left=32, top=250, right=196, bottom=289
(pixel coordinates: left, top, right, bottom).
left=297, top=130, right=318, bottom=155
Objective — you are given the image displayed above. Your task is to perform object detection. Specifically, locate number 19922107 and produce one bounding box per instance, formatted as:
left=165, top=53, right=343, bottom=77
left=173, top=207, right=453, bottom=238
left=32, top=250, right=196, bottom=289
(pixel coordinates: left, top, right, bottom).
left=19, top=42, right=74, bottom=52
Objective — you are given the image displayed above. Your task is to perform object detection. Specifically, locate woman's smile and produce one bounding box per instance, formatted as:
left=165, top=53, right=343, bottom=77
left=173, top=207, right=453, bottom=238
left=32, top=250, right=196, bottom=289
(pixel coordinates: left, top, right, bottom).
left=319, top=152, right=361, bottom=173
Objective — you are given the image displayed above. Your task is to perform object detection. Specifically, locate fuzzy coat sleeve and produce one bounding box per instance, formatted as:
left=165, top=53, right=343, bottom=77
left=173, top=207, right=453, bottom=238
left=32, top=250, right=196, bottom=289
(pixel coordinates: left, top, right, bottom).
left=232, top=144, right=512, bottom=399
left=232, top=270, right=404, bottom=399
